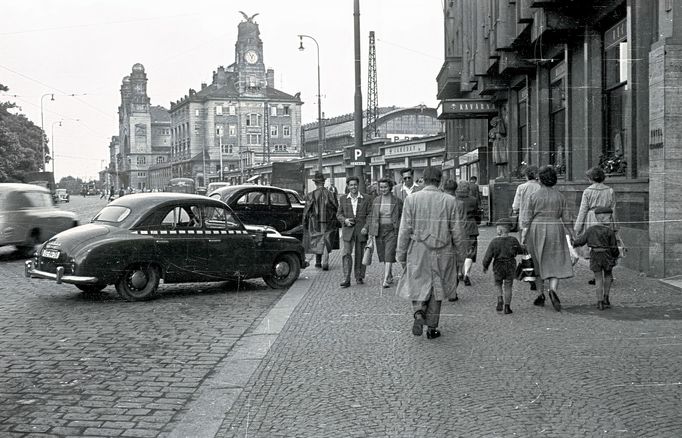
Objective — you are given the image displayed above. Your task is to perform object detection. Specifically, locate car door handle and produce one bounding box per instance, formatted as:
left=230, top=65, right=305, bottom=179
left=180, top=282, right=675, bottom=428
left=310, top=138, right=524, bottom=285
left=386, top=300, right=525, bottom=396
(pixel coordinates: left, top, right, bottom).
left=208, top=239, right=221, bottom=243
left=155, top=240, right=169, bottom=244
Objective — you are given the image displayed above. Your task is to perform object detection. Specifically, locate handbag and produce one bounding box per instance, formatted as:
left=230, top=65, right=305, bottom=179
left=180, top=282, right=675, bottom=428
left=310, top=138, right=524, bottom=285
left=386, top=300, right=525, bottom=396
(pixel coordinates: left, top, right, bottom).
left=516, top=253, right=536, bottom=282
left=615, top=231, right=626, bottom=259
left=362, top=236, right=374, bottom=266
left=474, top=208, right=483, bottom=225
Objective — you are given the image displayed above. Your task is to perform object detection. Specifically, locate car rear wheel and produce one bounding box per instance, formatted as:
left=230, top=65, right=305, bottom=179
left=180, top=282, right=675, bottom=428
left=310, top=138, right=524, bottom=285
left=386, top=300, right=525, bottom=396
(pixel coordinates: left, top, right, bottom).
left=263, top=253, right=300, bottom=289
left=115, top=264, right=160, bottom=301
left=76, top=284, right=106, bottom=294
left=17, top=231, right=41, bottom=258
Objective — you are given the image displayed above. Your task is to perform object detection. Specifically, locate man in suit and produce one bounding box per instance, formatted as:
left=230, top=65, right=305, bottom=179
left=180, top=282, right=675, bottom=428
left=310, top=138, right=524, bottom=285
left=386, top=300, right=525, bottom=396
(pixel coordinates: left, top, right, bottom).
left=337, top=176, right=372, bottom=287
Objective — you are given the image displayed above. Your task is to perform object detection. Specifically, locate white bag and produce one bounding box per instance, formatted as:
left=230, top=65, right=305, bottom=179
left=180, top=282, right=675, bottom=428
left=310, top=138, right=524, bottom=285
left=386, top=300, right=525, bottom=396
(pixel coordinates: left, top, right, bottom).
left=566, top=235, right=579, bottom=266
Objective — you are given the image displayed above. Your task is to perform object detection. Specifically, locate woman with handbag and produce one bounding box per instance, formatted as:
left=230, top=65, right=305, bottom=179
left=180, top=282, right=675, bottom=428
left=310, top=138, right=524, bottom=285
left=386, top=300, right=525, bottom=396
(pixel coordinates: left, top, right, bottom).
left=574, top=166, right=618, bottom=285
left=367, top=177, right=403, bottom=288
left=452, top=181, right=479, bottom=287
left=520, top=165, right=575, bottom=312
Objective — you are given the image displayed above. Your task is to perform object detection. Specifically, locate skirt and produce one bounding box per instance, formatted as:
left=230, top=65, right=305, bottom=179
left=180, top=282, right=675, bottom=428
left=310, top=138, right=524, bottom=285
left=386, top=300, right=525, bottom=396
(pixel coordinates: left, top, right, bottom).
left=376, top=224, right=397, bottom=263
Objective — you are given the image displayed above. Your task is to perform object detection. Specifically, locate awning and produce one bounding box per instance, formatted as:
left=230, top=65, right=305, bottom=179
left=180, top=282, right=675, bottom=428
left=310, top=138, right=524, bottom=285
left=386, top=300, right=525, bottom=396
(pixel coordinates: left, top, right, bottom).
left=246, top=174, right=260, bottom=183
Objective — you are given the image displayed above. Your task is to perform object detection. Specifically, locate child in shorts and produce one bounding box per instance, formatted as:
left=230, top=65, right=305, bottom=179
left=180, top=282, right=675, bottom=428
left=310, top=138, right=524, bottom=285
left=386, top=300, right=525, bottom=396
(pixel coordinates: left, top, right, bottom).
left=482, top=218, right=525, bottom=314
left=572, top=206, right=620, bottom=310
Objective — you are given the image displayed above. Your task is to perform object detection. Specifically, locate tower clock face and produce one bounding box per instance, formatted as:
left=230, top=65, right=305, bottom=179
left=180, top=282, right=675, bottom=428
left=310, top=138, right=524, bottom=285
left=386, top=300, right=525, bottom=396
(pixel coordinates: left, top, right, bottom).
left=244, top=50, right=259, bottom=64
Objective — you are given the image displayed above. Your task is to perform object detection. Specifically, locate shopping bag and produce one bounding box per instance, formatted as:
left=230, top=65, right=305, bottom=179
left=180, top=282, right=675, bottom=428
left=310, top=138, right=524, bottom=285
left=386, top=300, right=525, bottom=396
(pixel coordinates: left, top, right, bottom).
left=509, top=209, right=519, bottom=232
left=362, top=237, right=374, bottom=266
left=516, top=253, right=537, bottom=282
left=566, top=235, right=579, bottom=265
left=616, top=232, right=626, bottom=259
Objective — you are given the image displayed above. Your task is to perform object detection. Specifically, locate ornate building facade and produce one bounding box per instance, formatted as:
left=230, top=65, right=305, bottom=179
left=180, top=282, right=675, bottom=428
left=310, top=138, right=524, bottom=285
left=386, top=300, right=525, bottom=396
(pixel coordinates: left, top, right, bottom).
left=148, top=14, right=303, bottom=188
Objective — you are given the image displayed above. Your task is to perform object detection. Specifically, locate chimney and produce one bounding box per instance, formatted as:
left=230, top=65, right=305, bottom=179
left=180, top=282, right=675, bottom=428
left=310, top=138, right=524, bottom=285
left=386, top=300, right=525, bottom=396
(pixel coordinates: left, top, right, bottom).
left=266, top=68, right=275, bottom=88
left=201, top=82, right=207, bottom=89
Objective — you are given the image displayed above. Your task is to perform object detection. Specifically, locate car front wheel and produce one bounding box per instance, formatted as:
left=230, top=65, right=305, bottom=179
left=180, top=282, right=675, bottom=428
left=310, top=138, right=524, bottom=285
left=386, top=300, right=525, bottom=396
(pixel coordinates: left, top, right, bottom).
left=263, top=253, right=300, bottom=289
left=115, top=264, right=160, bottom=301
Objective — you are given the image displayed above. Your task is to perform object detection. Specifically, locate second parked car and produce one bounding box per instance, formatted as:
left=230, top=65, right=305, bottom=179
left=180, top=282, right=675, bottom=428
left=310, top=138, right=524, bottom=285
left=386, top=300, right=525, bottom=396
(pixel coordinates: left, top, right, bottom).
left=209, top=185, right=304, bottom=240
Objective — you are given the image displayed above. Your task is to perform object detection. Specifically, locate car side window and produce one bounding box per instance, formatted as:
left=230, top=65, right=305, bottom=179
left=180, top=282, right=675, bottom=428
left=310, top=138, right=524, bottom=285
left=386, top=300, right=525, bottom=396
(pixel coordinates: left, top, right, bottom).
left=204, top=206, right=241, bottom=230
left=286, top=193, right=298, bottom=205
left=236, top=191, right=266, bottom=205
left=160, top=206, right=202, bottom=229
left=21, top=192, right=52, bottom=208
left=270, top=191, right=289, bottom=207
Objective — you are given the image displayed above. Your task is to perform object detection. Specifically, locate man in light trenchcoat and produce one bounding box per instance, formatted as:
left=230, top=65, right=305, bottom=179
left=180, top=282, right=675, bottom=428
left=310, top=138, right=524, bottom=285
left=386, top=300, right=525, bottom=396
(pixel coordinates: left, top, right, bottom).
left=396, top=166, right=464, bottom=339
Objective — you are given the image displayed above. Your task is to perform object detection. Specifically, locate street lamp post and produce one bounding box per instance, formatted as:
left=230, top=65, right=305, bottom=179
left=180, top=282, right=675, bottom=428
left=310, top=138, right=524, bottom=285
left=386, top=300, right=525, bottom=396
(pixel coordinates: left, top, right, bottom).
left=40, top=93, right=55, bottom=171
left=298, top=34, right=324, bottom=172
left=50, top=120, right=62, bottom=176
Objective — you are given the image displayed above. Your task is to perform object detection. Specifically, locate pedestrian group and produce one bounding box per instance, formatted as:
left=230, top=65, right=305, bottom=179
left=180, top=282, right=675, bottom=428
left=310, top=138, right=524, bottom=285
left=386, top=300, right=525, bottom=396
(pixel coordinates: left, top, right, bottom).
left=302, top=164, right=622, bottom=340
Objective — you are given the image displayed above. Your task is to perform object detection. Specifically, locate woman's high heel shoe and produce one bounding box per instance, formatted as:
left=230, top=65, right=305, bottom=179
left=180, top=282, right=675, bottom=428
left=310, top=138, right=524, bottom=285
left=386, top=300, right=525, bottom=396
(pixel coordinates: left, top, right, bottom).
left=548, top=290, right=561, bottom=312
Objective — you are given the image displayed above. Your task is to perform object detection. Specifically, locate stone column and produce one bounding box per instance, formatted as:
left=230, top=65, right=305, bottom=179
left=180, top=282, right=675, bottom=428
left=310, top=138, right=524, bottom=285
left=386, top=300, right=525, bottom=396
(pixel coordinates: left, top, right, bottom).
left=648, top=4, right=682, bottom=277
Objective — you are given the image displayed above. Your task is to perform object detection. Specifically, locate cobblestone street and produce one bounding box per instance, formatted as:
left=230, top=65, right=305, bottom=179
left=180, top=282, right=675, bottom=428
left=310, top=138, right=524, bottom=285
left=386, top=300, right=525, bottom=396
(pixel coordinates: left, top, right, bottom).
left=1, top=198, right=681, bottom=437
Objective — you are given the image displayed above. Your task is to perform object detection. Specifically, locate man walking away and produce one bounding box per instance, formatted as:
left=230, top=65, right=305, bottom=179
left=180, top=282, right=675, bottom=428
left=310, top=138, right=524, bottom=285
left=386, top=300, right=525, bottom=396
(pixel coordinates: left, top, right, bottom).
left=337, top=176, right=372, bottom=287
left=396, top=167, right=463, bottom=339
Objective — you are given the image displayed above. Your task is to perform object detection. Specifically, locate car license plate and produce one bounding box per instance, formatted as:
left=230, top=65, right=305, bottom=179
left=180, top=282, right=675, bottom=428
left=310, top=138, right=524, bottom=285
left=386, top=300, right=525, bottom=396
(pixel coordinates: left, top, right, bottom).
left=41, top=249, right=60, bottom=259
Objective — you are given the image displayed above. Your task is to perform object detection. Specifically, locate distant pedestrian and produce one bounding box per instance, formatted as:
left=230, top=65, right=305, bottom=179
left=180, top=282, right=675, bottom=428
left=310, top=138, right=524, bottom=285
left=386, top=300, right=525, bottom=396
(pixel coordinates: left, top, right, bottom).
left=392, top=167, right=421, bottom=202
left=482, top=218, right=525, bottom=314
left=511, top=165, right=540, bottom=290
left=302, top=171, right=340, bottom=271
left=118, top=188, right=125, bottom=198
left=572, top=206, right=620, bottom=310
left=367, top=177, right=403, bottom=288
left=574, top=166, right=617, bottom=286
left=396, top=167, right=463, bottom=339
left=337, top=176, right=372, bottom=287
left=327, top=180, right=339, bottom=201
left=468, top=175, right=482, bottom=208
left=520, top=165, right=575, bottom=312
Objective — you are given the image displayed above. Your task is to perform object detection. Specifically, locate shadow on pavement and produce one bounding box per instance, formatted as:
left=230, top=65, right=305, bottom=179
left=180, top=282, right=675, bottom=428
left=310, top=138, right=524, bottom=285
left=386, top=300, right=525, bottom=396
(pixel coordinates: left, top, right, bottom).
left=564, top=304, right=682, bottom=321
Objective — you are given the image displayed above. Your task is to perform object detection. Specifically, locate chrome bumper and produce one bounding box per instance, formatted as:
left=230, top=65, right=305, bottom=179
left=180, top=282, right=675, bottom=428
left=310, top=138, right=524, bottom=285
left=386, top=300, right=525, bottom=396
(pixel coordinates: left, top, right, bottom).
left=25, top=260, right=99, bottom=285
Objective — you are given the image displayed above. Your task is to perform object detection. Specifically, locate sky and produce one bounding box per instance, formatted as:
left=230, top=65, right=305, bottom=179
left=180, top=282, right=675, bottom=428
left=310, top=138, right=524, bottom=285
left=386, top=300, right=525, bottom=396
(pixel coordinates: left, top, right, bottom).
left=0, top=0, right=444, bottom=181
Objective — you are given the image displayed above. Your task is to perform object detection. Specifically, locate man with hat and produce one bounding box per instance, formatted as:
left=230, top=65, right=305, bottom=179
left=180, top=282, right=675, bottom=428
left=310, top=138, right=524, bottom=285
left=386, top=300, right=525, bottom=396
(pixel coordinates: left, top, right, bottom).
left=572, top=206, right=621, bottom=310
left=302, top=171, right=340, bottom=270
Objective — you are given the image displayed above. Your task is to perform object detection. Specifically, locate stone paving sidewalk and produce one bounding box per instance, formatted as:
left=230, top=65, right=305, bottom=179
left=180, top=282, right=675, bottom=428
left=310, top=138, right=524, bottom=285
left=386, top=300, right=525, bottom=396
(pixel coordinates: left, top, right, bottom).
left=168, top=226, right=682, bottom=438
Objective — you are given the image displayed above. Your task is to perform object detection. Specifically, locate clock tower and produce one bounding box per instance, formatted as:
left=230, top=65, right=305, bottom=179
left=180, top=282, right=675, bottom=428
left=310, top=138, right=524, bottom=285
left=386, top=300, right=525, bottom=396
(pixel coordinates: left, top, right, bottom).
left=235, top=12, right=266, bottom=96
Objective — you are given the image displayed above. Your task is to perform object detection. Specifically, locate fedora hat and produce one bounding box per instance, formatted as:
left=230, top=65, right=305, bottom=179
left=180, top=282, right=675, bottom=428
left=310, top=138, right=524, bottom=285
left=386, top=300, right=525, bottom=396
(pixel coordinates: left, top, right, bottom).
left=312, top=171, right=326, bottom=183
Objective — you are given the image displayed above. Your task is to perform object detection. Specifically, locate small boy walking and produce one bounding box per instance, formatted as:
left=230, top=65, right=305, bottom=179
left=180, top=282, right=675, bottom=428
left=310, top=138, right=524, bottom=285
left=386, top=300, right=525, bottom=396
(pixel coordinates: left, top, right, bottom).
left=482, top=218, right=525, bottom=314
left=572, top=206, right=620, bottom=310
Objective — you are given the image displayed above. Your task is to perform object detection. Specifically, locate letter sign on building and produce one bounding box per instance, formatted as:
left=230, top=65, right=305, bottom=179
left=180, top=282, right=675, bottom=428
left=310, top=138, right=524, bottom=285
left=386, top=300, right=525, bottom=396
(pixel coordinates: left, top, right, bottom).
left=350, top=148, right=367, bottom=166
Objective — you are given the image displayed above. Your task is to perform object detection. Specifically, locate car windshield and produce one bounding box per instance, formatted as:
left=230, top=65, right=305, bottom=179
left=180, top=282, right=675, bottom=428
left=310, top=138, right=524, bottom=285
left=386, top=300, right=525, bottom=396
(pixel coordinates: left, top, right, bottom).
left=92, top=206, right=131, bottom=224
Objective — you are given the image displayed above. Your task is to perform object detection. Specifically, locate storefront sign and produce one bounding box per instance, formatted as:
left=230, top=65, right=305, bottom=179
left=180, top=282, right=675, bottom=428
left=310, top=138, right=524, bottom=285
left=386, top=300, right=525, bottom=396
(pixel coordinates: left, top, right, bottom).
left=370, top=156, right=385, bottom=164
left=430, top=157, right=443, bottom=166
left=411, top=158, right=428, bottom=168
left=442, top=158, right=455, bottom=170
left=384, top=142, right=426, bottom=158
left=438, top=99, right=497, bottom=119
left=387, top=161, right=405, bottom=170
left=458, top=149, right=479, bottom=165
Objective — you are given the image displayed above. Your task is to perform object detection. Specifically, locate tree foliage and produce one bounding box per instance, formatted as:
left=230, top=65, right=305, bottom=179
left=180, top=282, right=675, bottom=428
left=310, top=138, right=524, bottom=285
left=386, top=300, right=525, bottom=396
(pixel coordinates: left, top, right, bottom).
left=0, top=84, right=49, bottom=182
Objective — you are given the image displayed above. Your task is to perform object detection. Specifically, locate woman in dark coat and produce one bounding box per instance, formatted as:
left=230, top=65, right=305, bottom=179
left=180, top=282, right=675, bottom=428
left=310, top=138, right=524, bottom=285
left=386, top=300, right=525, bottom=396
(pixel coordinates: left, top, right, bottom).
left=453, top=181, right=479, bottom=286
left=367, top=177, right=403, bottom=287
left=521, top=166, right=575, bottom=312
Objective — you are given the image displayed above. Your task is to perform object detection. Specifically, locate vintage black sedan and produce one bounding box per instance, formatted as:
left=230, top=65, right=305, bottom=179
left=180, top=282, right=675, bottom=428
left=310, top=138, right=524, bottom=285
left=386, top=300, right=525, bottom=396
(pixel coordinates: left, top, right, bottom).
left=209, top=185, right=304, bottom=240
left=25, top=193, right=308, bottom=301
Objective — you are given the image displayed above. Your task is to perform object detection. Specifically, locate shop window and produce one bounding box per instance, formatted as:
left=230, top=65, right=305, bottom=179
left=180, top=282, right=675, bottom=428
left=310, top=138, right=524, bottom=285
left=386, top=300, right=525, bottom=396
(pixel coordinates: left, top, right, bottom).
left=549, top=62, right=566, bottom=176
left=603, top=18, right=628, bottom=175
left=517, top=86, right=529, bottom=170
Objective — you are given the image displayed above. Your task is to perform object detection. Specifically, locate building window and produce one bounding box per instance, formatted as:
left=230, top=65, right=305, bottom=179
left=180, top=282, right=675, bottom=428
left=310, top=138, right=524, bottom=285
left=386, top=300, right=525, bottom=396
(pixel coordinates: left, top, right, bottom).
left=195, top=109, right=200, bottom=117
left=270, top=106, right=277, bottom=116
left=246, top=113, right=262, bottom=127
left=549, top=62, right=566, bottom=176
left=156, top=156, right=164, bottom=164
left=215, top=105, right=223, bottom=115
left=270, top=125, right=278, bottom=137
left=137, top=156, right=146, bottom=165
left=273, top=144, right=288, bottom=152
left=283, top=105, right=290, bottom=116
left=228, top=124, right=236, bottom=136
left=603, top=18, right=628, bottom=173
left=247, top=134, right=262, bottom=145
left=282, top=125, right=291, bottom=137
left=222, top=144, right=234, bottom=154
left=229, top=105, right=236, bottom=116
left=249, top=76, right=257, bottom=87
